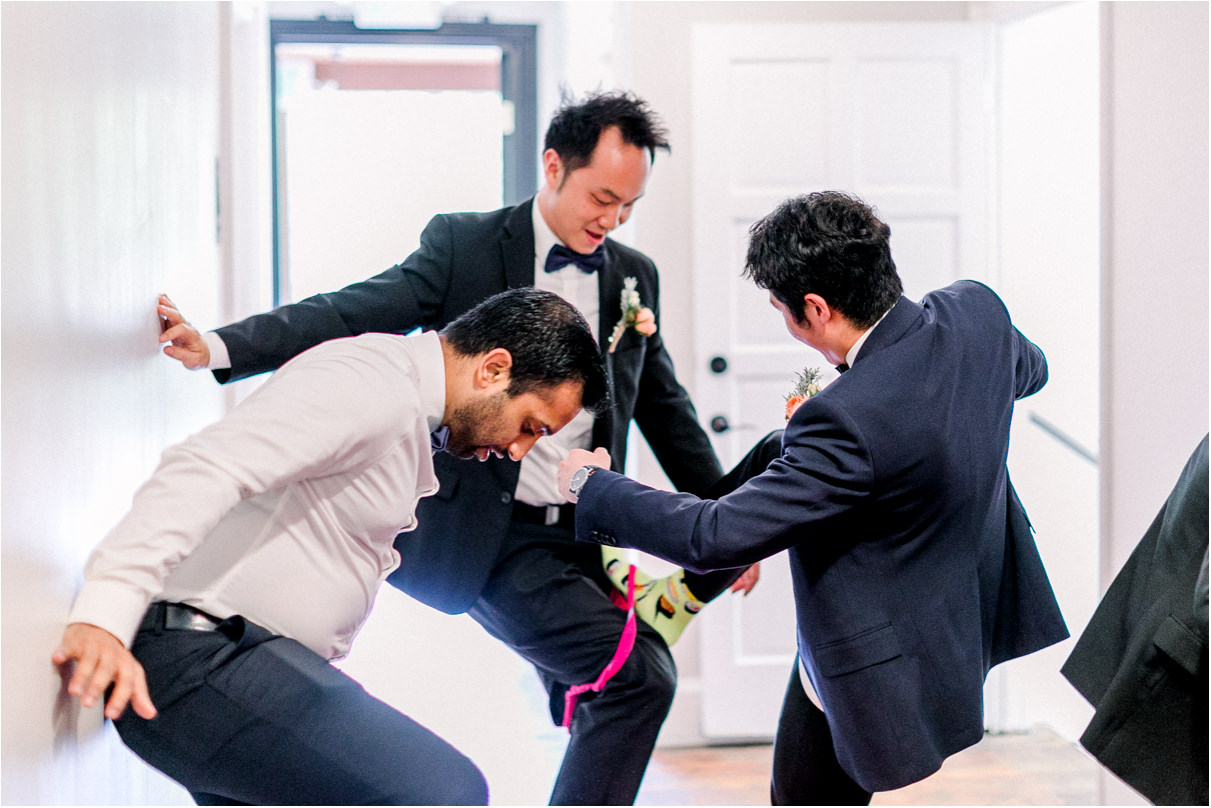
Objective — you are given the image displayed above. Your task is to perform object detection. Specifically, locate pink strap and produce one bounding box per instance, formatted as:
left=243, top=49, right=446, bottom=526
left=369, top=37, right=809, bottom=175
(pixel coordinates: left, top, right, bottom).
left=561, top=564, right=638, bottom=730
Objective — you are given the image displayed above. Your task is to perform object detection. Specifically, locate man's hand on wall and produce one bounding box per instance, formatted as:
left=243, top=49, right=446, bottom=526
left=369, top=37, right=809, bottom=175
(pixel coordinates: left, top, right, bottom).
left=157, top=293, right=210, bottom=369
left=52, top=623, right=157, bottom=721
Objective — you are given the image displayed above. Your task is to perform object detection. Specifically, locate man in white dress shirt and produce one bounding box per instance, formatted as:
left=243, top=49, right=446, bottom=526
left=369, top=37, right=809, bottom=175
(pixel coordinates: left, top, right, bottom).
left=51, top=288, right=608, bottom=806
left=150, top=92, right=751, bottom=806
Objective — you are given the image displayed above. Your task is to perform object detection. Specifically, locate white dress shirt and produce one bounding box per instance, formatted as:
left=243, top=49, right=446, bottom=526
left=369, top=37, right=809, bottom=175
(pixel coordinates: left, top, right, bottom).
left=514, top=197, right=598, bottom=507
left=68, top=332, right=445, bottom=660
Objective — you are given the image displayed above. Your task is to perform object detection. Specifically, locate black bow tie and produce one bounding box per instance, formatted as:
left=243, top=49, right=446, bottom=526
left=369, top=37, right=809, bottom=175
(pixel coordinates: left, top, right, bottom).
left=544, top=244, right=604, bottom=274
left=835, top=363, right=850, bottom=374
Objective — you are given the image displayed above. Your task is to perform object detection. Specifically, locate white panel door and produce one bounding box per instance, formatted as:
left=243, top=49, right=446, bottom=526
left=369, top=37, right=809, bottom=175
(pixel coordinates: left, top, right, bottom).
left=691, top=22, right=990, bottom=740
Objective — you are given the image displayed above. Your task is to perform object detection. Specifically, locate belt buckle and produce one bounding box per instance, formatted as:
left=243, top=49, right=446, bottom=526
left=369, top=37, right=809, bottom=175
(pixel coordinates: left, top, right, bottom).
left=185, top=610, right=219, bottom=631
left=544, top=505, right=560, bottom=526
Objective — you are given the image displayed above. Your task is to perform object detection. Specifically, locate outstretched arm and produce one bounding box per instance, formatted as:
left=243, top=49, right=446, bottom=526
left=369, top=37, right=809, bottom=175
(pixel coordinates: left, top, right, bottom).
left=156, top=212, right=462, bottom=383
left=563, top=401, right=872, bottom=572
left=51, top=623, right=157, bottom=720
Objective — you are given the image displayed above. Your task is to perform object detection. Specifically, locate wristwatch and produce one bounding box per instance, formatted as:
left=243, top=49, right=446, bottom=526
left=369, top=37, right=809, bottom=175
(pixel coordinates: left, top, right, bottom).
left=568, top=465, right=602, bottom=500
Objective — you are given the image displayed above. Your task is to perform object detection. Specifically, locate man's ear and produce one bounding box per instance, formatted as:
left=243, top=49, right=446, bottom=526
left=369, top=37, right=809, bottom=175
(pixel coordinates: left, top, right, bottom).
left=802, top=293, right=832, bottom=327
left=542, top=148, right=564, bottom=190
left=475, top=347, right=514, bottom=391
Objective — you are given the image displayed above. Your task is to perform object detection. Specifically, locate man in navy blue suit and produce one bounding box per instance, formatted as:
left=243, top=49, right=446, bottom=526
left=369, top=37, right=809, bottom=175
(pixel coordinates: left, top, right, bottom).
left=559, top=191, right=1068, bottom=804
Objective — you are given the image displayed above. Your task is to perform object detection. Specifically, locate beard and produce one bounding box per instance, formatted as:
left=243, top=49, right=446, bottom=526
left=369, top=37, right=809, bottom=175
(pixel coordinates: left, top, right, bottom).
left=443, top=390, right=510, bottom=459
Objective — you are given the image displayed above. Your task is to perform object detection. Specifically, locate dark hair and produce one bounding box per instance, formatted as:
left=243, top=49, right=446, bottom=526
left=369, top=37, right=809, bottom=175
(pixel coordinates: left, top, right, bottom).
left=743, top=191, right=903, bottom=328
left=441, top=288, right=609, bottom=415
left=544, top=90, right=671, bottom=174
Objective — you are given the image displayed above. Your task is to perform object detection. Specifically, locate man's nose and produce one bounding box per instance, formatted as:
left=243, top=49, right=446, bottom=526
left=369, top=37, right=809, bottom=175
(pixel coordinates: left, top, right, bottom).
left=508, top=433, right=540, bottom=461
left=598, top=204, right=624, bottom=231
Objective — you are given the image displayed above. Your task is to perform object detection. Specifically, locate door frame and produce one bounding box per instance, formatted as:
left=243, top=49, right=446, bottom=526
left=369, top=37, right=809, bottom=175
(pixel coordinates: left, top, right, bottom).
left=267, top=18, right=537, bottom=306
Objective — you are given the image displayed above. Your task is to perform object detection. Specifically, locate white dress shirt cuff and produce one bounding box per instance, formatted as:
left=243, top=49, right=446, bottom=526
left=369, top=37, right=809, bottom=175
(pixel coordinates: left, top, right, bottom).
left=204, top=331, right=231, bottom=370
left=67, top=583, right=150, bottom=650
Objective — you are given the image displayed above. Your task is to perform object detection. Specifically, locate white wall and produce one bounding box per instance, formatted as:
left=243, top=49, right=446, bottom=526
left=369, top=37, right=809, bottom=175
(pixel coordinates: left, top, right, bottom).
left=1098, top=10, right=1210, bottom=793
left=991, top=0, right=1101, bottom=742
left=1, top=2, right=226, bottom=803
left=1101, top=1, right=1209, bottom=578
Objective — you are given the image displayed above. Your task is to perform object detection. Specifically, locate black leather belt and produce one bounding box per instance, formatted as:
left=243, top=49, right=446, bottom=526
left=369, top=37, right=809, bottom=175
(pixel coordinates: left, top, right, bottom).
left=512, top=501, right=576, bottom=530
left=140, top=601, right=223, bottom=633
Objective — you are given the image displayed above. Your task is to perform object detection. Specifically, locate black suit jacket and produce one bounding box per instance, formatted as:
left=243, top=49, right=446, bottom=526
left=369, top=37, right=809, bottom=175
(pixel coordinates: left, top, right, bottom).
left=1062, top=436, right=1208, bottom=805
left=574, top=281, right=1068, bottom=791
left=213, top=199, right=721, bottom=612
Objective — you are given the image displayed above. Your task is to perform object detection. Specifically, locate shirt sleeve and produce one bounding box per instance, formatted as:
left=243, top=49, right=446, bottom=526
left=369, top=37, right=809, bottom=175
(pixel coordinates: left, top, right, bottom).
left=68, top=339, right=413, bottom=646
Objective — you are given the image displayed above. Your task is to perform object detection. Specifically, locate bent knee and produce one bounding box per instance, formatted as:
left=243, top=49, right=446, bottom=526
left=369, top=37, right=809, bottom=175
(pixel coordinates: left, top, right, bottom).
left=613, top=640, right=678, bottom=708
left=442, top=760, right=489, bottom=806
left=379, top=752, right=487, bottom=806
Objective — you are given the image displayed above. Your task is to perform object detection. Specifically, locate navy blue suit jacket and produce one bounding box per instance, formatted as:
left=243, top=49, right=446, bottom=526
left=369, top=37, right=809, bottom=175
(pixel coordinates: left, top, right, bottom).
left=212, top=199, right=721, bottom=613
left=575, top=281, right=1068, bottom=791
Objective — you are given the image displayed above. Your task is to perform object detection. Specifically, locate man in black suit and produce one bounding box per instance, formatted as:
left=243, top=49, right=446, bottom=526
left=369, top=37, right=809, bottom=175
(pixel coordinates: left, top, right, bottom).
left=559, top=192, right=1070, bottom=804
left=157, top=92, right=747, bottom=805
left=1062, top=435, right=1208, bottom=805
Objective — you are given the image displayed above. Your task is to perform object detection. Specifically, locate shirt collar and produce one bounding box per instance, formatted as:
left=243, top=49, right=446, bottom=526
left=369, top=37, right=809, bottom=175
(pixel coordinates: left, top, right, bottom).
left=845, top=306, right=893, bottom=368
left=532, top=196, right=561, bottom=269
left=414, top=330, right=447, bottom=435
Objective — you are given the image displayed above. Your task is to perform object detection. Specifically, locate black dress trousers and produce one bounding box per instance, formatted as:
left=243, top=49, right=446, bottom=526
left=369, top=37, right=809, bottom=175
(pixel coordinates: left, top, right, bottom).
left=115, top=610, right=488, bottom=806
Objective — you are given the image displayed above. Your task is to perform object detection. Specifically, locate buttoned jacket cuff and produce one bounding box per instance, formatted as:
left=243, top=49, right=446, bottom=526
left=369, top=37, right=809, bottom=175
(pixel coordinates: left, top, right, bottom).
left=573, top=468, right=623, bottom=546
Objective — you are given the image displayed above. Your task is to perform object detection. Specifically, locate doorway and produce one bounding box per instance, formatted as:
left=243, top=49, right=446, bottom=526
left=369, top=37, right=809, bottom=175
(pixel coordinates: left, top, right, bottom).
left=689, top=20, right=991, bottom=740
left=687, top=8, right=1101, bottom=743
left=269, top=19, right=537, bottom=304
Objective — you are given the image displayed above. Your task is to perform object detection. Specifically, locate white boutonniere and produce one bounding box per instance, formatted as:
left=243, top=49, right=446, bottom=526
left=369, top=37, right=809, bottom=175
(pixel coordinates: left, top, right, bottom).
left=608, top=277, right=656, bottom=354
left=784, top=367, right=823, bottom=420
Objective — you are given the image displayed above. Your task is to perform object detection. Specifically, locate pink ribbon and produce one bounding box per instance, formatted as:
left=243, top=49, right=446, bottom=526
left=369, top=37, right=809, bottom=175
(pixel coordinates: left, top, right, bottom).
left=561, top=564, right=638, bottom=730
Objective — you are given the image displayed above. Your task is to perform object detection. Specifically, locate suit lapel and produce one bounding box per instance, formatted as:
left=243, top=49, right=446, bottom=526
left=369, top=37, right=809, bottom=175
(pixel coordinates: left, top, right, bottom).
left=500, top=199, right=537, bottom=289
left=593, top=243, right=624, bottom=452
left=596, top=242, right=625, bottom=348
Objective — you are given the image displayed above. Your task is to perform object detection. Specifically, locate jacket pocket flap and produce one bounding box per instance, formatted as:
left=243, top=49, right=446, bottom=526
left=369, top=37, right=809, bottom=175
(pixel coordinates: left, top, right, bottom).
left=1154, top=614, right=1205, bottom=676
left=814, top=623, right=901, bottom=677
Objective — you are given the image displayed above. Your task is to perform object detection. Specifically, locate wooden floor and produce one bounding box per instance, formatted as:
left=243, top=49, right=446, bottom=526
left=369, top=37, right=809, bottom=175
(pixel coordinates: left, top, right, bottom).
left=340, top=590, right=1115, bottom=806
left=637, top=729, right=1103, bottom=806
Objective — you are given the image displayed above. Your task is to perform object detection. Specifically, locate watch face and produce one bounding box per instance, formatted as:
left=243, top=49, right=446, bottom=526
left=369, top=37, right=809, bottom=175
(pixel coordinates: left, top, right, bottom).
left=571, top=467, right=589, bottom=494
left=571, top=465, right=599, bottom=496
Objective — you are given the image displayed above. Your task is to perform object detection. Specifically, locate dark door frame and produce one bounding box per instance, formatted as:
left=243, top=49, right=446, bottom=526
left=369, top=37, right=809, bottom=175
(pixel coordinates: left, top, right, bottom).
left=268, top=18, right=538, bottom=305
